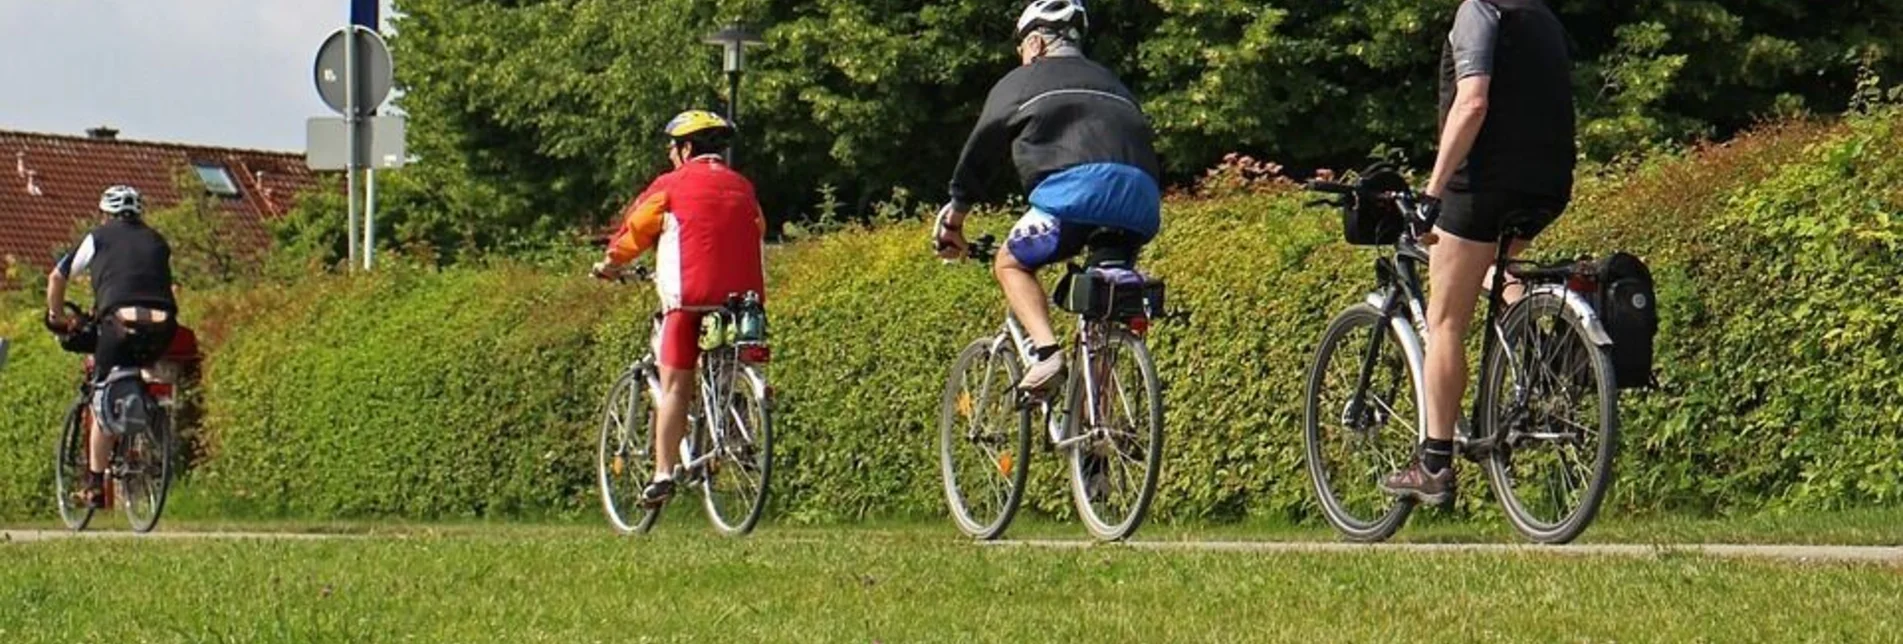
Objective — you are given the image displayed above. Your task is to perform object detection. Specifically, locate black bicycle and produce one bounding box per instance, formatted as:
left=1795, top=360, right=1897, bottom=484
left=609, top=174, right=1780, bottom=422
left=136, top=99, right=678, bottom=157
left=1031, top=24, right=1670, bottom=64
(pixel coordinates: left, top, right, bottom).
left=51, top=303, right=179, bottom=534
left=1301, top=173, right=1620, bottom=544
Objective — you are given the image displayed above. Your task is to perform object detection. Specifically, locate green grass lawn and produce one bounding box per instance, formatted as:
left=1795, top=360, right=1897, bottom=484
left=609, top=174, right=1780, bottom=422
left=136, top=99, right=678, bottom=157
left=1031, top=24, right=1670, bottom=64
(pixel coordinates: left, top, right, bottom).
left=3, top=522, right=1900, bottom=643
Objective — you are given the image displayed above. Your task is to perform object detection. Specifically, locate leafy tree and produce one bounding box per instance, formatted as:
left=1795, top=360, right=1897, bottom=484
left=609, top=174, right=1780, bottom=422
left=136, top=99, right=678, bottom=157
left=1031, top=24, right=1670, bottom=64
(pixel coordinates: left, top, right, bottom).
left=384, top=0, right=1903, bottom=258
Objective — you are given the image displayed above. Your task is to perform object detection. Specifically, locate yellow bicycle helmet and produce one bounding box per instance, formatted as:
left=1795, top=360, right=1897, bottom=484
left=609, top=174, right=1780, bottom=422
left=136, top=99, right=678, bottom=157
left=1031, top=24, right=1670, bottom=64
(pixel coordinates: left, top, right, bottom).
left=663, top=110, right=734, bottom=139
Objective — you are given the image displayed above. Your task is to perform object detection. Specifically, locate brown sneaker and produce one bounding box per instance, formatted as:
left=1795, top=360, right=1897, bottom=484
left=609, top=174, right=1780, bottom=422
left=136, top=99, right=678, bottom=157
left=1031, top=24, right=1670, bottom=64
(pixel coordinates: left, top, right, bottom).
left=1380, top=461, right=1454, bottom=505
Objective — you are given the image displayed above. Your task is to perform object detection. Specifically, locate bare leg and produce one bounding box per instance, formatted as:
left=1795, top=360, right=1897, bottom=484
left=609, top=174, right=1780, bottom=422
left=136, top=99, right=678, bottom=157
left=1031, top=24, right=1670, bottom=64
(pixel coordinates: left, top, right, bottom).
left=994, top=250, right=1057, bottom=347
left=89, top=415, right=110, bottom=476
left=1424, top=231, right=1498, bottom=442
left=653, top=366, right=695, bottom=479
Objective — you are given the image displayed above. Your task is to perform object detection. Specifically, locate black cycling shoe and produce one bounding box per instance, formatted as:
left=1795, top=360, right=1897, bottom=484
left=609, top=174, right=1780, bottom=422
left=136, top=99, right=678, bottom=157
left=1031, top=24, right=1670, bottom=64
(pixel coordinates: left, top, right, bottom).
left=640, top=479, right=676, bottom=509
left=82, top=473, right=108, bottom=509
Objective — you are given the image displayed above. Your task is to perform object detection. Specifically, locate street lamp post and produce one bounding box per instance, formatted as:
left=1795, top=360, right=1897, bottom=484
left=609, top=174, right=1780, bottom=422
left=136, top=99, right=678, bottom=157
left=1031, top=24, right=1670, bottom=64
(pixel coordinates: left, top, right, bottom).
left=702, top=24, right=764, bottom=165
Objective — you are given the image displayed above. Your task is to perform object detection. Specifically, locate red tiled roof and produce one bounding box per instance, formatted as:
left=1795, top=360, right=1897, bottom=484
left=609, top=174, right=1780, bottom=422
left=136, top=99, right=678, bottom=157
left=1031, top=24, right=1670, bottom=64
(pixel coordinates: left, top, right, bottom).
left=0, top=129, right=321, bottom=281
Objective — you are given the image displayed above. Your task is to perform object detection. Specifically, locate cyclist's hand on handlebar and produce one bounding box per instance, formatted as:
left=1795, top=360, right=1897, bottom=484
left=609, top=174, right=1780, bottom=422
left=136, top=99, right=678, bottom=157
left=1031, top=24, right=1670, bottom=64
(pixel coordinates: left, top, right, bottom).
left=932, top=203, right=969, bottom=260
left=1415, top=193, right=1443, bottom=245
left=590, top=260, right=623, bottom=281
left=42, top=310, right=75, bottom=334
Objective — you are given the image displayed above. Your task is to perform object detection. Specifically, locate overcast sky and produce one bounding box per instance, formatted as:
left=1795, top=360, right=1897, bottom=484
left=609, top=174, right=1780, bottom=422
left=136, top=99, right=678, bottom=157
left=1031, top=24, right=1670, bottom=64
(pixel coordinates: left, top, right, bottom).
left=0, top=0, right=394, bottom=152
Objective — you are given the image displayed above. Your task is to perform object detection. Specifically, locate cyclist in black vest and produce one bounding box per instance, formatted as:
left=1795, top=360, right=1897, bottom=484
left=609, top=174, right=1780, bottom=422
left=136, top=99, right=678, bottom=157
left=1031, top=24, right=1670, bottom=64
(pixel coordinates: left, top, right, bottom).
left=45, top=185, right=179, bottom=508
left=1383, top=0, right=1576, bottom=502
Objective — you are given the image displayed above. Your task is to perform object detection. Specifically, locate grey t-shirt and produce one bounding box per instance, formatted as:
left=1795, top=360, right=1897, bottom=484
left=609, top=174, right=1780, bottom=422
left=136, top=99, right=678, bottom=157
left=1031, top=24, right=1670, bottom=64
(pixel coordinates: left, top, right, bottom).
left=1450, top=0, right=1502, bottom=79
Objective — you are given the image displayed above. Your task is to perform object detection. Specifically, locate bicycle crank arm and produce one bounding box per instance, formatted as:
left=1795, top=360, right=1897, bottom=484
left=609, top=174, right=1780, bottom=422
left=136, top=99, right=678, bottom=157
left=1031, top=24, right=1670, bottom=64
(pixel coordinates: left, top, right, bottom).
left=1455, top=433, right=1497, bottom=461
left=1051, top=429, right=1102, bottom=451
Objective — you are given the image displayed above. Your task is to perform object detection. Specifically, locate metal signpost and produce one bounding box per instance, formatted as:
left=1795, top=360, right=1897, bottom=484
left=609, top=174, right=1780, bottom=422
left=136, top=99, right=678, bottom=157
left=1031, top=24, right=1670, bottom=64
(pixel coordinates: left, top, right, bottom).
left=308, top=5, right=402, bottom=271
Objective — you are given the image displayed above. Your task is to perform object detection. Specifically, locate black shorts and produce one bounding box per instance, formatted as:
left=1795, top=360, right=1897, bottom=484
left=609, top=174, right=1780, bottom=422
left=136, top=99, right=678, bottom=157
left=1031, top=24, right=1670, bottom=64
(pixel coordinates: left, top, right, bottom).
left=1438, top=190, right=1569, bottom=243
left=94, top=315, right=177, bottom=383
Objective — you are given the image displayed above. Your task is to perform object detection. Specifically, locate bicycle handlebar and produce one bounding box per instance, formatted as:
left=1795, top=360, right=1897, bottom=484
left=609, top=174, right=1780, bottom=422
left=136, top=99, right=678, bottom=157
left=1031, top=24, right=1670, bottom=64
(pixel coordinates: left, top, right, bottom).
left=965, top=235, right=998, bottom=264
left=1306, top=180, right=1355, bottom=195
left=593, top=264, right=654, bottom=284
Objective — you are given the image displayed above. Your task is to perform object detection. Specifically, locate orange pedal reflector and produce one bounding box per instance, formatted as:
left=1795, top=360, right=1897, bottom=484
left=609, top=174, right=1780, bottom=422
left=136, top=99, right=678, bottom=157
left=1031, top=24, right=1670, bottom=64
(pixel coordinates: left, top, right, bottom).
left=997, top=452, right=1014, bottom=477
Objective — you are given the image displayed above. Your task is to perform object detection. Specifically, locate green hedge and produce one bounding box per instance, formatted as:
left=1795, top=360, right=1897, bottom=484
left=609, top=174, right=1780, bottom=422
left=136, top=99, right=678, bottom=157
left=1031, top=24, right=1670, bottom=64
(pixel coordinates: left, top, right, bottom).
left=1, top=111, right=1899, bottom=522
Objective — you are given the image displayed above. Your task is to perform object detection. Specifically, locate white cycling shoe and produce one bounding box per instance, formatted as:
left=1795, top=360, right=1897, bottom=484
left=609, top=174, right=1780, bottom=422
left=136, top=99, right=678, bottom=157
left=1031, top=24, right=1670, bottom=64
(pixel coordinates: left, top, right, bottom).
left=1018, top=352, right=1066, bottom=393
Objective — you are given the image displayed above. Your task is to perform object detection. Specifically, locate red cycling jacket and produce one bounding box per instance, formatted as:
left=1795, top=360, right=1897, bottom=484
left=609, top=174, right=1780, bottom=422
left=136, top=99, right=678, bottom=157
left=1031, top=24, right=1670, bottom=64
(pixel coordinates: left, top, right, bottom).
left=607, top=156, right=767, bottom=310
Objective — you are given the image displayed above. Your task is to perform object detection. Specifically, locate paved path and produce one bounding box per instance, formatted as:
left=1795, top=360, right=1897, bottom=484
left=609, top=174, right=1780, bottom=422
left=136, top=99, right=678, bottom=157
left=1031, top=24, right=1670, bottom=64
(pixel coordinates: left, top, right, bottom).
left=988, top=539, right=1903, bottom=565
left=7, top=529, right=1897, bottom=566
left=1, top=529, right=353, bottom=543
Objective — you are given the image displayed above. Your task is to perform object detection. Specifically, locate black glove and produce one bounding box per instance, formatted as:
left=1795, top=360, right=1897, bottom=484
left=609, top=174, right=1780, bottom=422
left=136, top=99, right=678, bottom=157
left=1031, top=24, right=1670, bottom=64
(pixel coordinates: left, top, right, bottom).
left=1416, top=194, right=1443, bottom=233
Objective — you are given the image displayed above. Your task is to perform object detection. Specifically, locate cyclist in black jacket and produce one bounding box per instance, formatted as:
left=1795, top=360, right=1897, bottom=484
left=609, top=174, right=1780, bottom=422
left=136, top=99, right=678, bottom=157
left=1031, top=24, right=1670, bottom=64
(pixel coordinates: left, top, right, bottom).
left=44, top=185, right=179, bottom=509
left=934, top=0, right=1163, bottom=392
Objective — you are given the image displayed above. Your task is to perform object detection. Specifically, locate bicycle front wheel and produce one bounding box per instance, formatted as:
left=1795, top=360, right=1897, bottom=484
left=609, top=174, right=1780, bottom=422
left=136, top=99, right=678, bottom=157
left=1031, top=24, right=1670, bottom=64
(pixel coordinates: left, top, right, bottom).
left=702, top=363, right=773, bottom=536
left=1064, top=327, right=1163, bottom=542
left=598, top=365, right=662, bottom=534
left=53, top=400, right=95, bottom=532
left=940, top=338, right=1032, bottom=540
left=1303, top=304, right=1422, bottom=542
left=121, top=406, right=173, bottom=534
left=1480, top=292, right=1620, bottom=544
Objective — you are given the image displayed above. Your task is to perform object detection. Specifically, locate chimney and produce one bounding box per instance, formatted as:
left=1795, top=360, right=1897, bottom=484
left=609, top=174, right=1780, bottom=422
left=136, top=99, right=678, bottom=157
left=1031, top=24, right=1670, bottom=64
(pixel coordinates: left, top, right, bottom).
left=86, top=126, right=119, bottom=140
left=25, top=170, right=42, bottom=196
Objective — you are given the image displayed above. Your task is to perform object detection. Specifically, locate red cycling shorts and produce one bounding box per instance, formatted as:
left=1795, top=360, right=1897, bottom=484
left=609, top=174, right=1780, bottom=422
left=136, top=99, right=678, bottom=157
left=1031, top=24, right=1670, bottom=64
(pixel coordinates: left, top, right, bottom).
left=652, top=309, right=706, bottom=371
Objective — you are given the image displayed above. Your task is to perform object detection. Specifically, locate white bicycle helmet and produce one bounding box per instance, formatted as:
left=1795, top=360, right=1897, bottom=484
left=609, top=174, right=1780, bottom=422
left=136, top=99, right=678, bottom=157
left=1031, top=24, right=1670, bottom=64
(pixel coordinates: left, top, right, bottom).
left=1016, top=0, right=1087, bottom=41
left=99, top=185, right=143, bottom=218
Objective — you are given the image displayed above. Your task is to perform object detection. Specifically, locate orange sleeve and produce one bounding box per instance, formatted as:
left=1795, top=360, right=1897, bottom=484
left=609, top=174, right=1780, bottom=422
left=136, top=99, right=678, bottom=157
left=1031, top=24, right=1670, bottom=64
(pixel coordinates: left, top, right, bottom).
left=607, top=186, right=668, bottom=264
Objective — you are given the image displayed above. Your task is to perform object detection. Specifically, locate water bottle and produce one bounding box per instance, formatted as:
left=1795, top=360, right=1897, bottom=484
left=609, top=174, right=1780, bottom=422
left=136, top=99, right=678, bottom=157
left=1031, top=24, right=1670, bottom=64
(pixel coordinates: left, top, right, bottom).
left=736, top=292, right=766, bottom=343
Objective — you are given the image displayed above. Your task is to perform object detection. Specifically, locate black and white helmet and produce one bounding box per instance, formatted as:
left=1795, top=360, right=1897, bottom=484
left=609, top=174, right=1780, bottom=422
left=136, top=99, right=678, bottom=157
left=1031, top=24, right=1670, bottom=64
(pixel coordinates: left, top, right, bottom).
left=99, top=185, right=143, bottom=218
left=1016, top=0, right=1087, bottom=41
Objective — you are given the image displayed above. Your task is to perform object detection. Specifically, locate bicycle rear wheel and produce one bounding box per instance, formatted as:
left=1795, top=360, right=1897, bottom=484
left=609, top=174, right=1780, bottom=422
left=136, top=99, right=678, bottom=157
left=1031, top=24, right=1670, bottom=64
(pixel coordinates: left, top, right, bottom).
left=1064, top=327, right=1163, bottom=542
left=1480, top=292, right=1620, bottom=544
left=701, top=363, right=773, bottom=536
left=121, top=405, right=173, bottom=534
left=939, top=338, right=1032, bottom=540
left=53, top=400, right=95, bottom=532
left=1303, top=304, right=1422, bottom=542
left=598, top=365, right=662, bottom=534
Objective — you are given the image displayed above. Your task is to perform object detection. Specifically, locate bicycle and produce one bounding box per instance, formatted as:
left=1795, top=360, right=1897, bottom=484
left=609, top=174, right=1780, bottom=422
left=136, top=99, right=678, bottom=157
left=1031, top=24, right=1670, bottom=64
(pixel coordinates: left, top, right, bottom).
left=50, top=303, right=182, bottom=534
left=1300, top=174, right=1620, bottom=544
left=595, top=267, right=774, bottom=536
left=938, top=235, right=1166, bottom=541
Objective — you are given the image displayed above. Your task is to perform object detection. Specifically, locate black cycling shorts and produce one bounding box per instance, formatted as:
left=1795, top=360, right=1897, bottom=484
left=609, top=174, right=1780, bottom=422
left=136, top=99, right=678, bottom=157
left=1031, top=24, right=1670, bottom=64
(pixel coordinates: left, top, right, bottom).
left=1437, top=190, right=1569, bottom=243
left=94, top=315, right=177, bottom=383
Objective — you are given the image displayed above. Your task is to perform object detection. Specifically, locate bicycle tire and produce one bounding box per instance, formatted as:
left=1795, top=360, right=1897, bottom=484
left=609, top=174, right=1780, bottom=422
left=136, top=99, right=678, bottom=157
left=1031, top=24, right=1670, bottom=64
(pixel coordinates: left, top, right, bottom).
left=122, top=405, right=172, bottom=534
left=1303, top=304, right=1422, bottom=542
left=53, top=400, right=95, bottom=532
left=1480, top=292, right=1620, bottom=544
left=598, top=365, right=662, bottom=535
left=1065, top=327, right=1163, bottom=542
left=701, top=363, right=773, bottom=536
left=939, top=338, right=1032, bottom=540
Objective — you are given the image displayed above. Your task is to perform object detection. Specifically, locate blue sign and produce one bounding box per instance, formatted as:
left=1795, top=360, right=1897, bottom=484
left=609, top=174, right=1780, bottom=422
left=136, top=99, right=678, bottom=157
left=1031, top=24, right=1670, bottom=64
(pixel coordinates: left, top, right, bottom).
left=351, top=0, right=379, bottom=29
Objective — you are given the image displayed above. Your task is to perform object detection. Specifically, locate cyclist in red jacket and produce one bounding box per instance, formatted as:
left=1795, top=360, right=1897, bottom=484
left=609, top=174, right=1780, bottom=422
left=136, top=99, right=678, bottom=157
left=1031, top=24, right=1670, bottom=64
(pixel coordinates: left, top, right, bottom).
left=593, top=110, right=766, bottom=506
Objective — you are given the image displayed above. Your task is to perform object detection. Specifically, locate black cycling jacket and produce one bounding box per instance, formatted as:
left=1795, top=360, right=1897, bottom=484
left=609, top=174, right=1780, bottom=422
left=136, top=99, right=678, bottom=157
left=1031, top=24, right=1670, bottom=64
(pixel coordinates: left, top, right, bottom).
left=947, top=55, right=1161, bottom=210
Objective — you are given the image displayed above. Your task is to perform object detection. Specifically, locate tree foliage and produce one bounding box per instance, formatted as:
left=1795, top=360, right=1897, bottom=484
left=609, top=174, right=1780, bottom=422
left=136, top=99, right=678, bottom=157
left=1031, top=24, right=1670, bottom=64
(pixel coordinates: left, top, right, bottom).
left=384, top=0, right=1903, bottom=254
